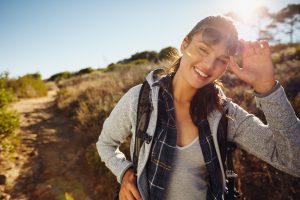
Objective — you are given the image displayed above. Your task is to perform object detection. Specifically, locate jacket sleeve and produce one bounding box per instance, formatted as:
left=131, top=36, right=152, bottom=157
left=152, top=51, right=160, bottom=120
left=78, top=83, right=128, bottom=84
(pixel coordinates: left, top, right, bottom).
left=96, top=84, right=141, bottom=184
left=227, top=81, right=300, bottom=177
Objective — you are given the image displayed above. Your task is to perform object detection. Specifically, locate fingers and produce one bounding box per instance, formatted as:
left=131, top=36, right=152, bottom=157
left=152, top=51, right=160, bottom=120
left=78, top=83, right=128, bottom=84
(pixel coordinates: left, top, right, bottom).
left=260, top=40, right=270, bottom=55
left=229, top=56, right=243, bottom=79
left=129, top=183, right=142, bottom=200
left=119, top=169, right=142, bottom=200
left=125, top=191, right=136, bottom=200
left=120, top=185, right=140, bottom=200
left=253, top=42, right=264, bottom=55
left=240, top=39, right=270, bottom=57
left=121, top=185, right=142, bottom=200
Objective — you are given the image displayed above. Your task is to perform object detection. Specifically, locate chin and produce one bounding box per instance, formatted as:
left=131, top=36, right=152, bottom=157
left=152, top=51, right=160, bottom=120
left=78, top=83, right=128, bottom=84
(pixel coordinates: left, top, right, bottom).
left=187, top=78, right=209, bottom=90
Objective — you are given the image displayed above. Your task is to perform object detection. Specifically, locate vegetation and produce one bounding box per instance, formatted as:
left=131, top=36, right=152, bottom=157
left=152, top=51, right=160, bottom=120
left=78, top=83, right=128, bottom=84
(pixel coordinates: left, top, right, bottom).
left=117, top=51, right=159, bottom=64
left=0, top=73, right=20, bottom=158
left=48, top=71, right=73, bottom=82
left=48, top=47, right=178, bottom=83
left=48, top=67, right=97, bottom=82
left=6, top=73, right=48, bottom=99
left=0, top=71, right=48, bottom=158
left=158, top=46, right=179, bottom=61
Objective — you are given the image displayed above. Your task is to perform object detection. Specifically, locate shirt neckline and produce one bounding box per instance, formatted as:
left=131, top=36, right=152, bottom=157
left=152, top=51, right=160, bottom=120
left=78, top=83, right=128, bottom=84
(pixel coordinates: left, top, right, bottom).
left=176, top=135, right=199, bottom=150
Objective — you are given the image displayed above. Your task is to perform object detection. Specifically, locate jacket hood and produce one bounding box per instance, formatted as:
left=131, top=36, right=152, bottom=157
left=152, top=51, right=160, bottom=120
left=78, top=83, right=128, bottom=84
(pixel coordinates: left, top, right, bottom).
left=145, top=67, right=166, bottom=87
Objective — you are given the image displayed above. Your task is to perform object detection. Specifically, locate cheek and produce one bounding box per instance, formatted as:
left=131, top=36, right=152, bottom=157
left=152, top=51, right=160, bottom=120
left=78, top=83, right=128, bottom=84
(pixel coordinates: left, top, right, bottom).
left=214, top=64, right=227, bottom=77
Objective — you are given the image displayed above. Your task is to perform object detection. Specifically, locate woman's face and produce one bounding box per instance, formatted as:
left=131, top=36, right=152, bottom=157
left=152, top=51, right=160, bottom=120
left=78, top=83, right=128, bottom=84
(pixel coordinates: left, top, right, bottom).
left=178, top=27, right=231, bottom=89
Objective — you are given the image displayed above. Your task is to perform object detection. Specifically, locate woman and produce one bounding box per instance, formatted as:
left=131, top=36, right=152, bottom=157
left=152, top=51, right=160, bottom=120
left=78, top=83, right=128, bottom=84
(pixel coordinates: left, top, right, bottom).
left=96, top=15, right=300, bottom=200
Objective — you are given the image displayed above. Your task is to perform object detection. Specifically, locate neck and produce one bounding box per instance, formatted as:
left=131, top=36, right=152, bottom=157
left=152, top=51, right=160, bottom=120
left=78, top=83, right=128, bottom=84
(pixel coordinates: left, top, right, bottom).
left=172, top=69, right=197, bottom=104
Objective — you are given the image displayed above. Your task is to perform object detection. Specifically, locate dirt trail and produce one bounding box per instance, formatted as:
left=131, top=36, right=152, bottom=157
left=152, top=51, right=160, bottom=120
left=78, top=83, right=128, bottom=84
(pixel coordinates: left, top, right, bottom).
left=0, top=89, right=95, bottom=200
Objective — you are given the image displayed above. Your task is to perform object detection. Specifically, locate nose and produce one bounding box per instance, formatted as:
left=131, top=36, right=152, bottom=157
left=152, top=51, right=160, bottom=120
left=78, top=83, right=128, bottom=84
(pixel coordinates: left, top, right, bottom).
left=201, top=54, right=216, bottom=73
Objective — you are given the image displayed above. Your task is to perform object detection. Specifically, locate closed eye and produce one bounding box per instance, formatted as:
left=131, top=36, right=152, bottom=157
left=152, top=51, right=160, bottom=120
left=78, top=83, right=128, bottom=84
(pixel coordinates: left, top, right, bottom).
left=199, top=47, right=209, bottom=54
left=218, top=59, right=228, bottom=65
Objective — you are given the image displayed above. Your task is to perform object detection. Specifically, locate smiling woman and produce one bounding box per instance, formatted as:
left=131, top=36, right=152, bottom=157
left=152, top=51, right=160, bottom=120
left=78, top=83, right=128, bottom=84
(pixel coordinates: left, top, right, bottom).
left=96, top=15, right=300, bottom=200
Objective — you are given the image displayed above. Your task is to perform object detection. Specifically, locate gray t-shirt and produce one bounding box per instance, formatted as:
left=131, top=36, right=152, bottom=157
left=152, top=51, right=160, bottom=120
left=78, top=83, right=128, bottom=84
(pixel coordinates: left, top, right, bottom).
left=164, top=135, right=209, bottom=200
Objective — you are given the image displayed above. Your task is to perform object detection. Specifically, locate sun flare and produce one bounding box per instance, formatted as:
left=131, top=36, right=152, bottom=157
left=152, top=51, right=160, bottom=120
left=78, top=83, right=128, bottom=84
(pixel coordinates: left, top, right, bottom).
left=231, top=0, right=265, bottom=22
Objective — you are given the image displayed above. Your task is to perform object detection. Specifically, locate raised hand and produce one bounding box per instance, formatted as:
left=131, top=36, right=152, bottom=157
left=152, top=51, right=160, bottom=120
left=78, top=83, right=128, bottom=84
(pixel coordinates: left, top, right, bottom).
left=229, top=39, right=276, bottom=94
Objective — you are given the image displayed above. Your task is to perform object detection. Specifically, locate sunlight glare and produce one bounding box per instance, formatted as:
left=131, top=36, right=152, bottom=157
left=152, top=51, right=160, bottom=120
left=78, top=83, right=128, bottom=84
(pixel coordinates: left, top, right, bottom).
left=232, top=0, right=265, bottom=22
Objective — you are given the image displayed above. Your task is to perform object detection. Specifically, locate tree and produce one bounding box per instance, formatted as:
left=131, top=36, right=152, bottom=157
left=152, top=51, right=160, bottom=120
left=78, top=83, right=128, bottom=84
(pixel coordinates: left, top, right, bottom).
left=117, top=51, right=159, bottom=64
left=158, top=47, right=179, bottom=61
left=272, top=4, right=300, bottom=43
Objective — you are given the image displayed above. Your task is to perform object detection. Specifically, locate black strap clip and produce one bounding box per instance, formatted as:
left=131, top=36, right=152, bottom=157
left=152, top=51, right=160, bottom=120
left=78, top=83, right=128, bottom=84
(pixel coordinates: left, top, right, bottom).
left=138, top=132, right=152, bottom=144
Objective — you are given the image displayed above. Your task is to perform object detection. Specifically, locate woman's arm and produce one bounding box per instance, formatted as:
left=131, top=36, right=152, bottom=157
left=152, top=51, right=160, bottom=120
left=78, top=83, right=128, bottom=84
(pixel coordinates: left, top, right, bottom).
left=227, top=81, right=300, bottom=177
left=96, top=84, right=141, bottom=184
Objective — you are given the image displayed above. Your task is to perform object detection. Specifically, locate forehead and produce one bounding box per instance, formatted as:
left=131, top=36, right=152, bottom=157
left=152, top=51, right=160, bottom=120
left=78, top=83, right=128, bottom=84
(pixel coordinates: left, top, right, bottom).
left=191, top=30, right=231, bottom=58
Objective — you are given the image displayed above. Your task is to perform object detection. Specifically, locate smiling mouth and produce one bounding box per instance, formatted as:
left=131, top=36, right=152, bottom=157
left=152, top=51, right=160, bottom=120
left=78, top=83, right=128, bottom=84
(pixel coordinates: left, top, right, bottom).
left=193, top=66, right=209, bottom=78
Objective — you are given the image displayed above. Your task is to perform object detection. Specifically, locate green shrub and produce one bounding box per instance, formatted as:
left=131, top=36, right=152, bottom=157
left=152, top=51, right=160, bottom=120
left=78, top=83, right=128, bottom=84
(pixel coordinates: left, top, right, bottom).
left=0, top=131, right=20, bottom=159
left=0, top=72, right=14, bottom=106
left=0, top=108, right=19, bottom=138
left=158, top=46, right=179, bottom=61
left=48, top=71, right=73, bottom=82
left=8, top=73, right=48, bottom=98
left=117, top=51, right=159, bottom=64
left=104, top=63, right=132, bottom=72
left=75, top=67, right=94, bottom=76
left=0, top=88, right=14, bottom=108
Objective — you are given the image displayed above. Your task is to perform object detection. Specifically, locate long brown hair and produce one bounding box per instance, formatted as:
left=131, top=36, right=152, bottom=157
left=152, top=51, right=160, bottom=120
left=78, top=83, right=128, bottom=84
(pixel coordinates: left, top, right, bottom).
left=160, top=15, right=238, bottom=123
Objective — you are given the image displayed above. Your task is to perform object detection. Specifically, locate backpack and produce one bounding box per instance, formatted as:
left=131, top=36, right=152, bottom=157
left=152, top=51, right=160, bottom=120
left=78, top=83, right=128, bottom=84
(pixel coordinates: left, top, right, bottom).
left=114, top=80, right=240, bottom=200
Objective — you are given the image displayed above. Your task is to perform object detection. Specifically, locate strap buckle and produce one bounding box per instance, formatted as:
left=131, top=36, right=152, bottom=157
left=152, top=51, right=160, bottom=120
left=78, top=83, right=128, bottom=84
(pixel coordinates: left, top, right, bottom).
left=226, top=170, right=238, bottom=178
left=137, top=132, right=152, bottom=144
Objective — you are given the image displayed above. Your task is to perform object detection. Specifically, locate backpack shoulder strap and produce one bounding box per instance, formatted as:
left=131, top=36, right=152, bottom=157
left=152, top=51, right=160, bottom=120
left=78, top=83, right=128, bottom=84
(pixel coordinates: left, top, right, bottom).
left=218, top=101, right=240, bottom=199
left=132, top=80, right=153, bottom=175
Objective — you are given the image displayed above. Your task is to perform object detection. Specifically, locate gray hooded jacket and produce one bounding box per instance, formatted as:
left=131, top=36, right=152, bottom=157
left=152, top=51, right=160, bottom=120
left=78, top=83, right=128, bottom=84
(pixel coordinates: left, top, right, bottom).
left=96, top=68, right=300, bottom=200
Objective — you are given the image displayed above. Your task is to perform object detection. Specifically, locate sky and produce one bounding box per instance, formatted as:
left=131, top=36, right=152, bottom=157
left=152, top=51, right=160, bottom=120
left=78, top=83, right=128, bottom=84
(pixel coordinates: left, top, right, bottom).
left=0, top=0, right=299, bottom=79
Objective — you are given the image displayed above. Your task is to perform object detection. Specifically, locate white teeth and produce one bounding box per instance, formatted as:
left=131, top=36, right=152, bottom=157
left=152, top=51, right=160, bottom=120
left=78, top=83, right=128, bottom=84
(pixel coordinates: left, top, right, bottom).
left=194, top=67, right=208, bottom=78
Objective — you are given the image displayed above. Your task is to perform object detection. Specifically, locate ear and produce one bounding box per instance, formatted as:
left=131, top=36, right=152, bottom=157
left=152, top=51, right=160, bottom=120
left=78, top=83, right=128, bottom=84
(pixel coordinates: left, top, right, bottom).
left=180, top=36, right=189, bottom=54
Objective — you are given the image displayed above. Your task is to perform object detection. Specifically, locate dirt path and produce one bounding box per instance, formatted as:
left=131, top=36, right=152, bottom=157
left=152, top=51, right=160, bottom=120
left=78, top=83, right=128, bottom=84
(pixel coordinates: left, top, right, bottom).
left=0, top=89, right=95, bottom=200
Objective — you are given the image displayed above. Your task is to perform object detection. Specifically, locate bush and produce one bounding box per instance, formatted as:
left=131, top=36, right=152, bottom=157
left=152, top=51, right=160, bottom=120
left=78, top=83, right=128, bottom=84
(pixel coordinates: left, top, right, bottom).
left=158, top=46, right=179, bottom=61
left=0, top=108, right=19, bottom=138
left=48, top=71, right=73, bottom=82
left=0, top=88, right=14, bottom=108
left=117, top=51, right=159, bottom=64
left=104, top=62, right=132, bottom=72
left=0, top=72, right=20, bottom=158
left=75, top=67, right=94, bottom=76
left=0, top=72, right=14, bottom=106
left=8, top=73, right=48, bottom=98
left=0, top=131, right=20, bottom=159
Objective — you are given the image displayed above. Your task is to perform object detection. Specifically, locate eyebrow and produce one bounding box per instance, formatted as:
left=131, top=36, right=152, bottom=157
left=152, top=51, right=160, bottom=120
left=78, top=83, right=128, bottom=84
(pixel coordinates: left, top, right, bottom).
left=200, top=43, right=230, bottom=60
left=221, top=55, right=230, bottom=60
